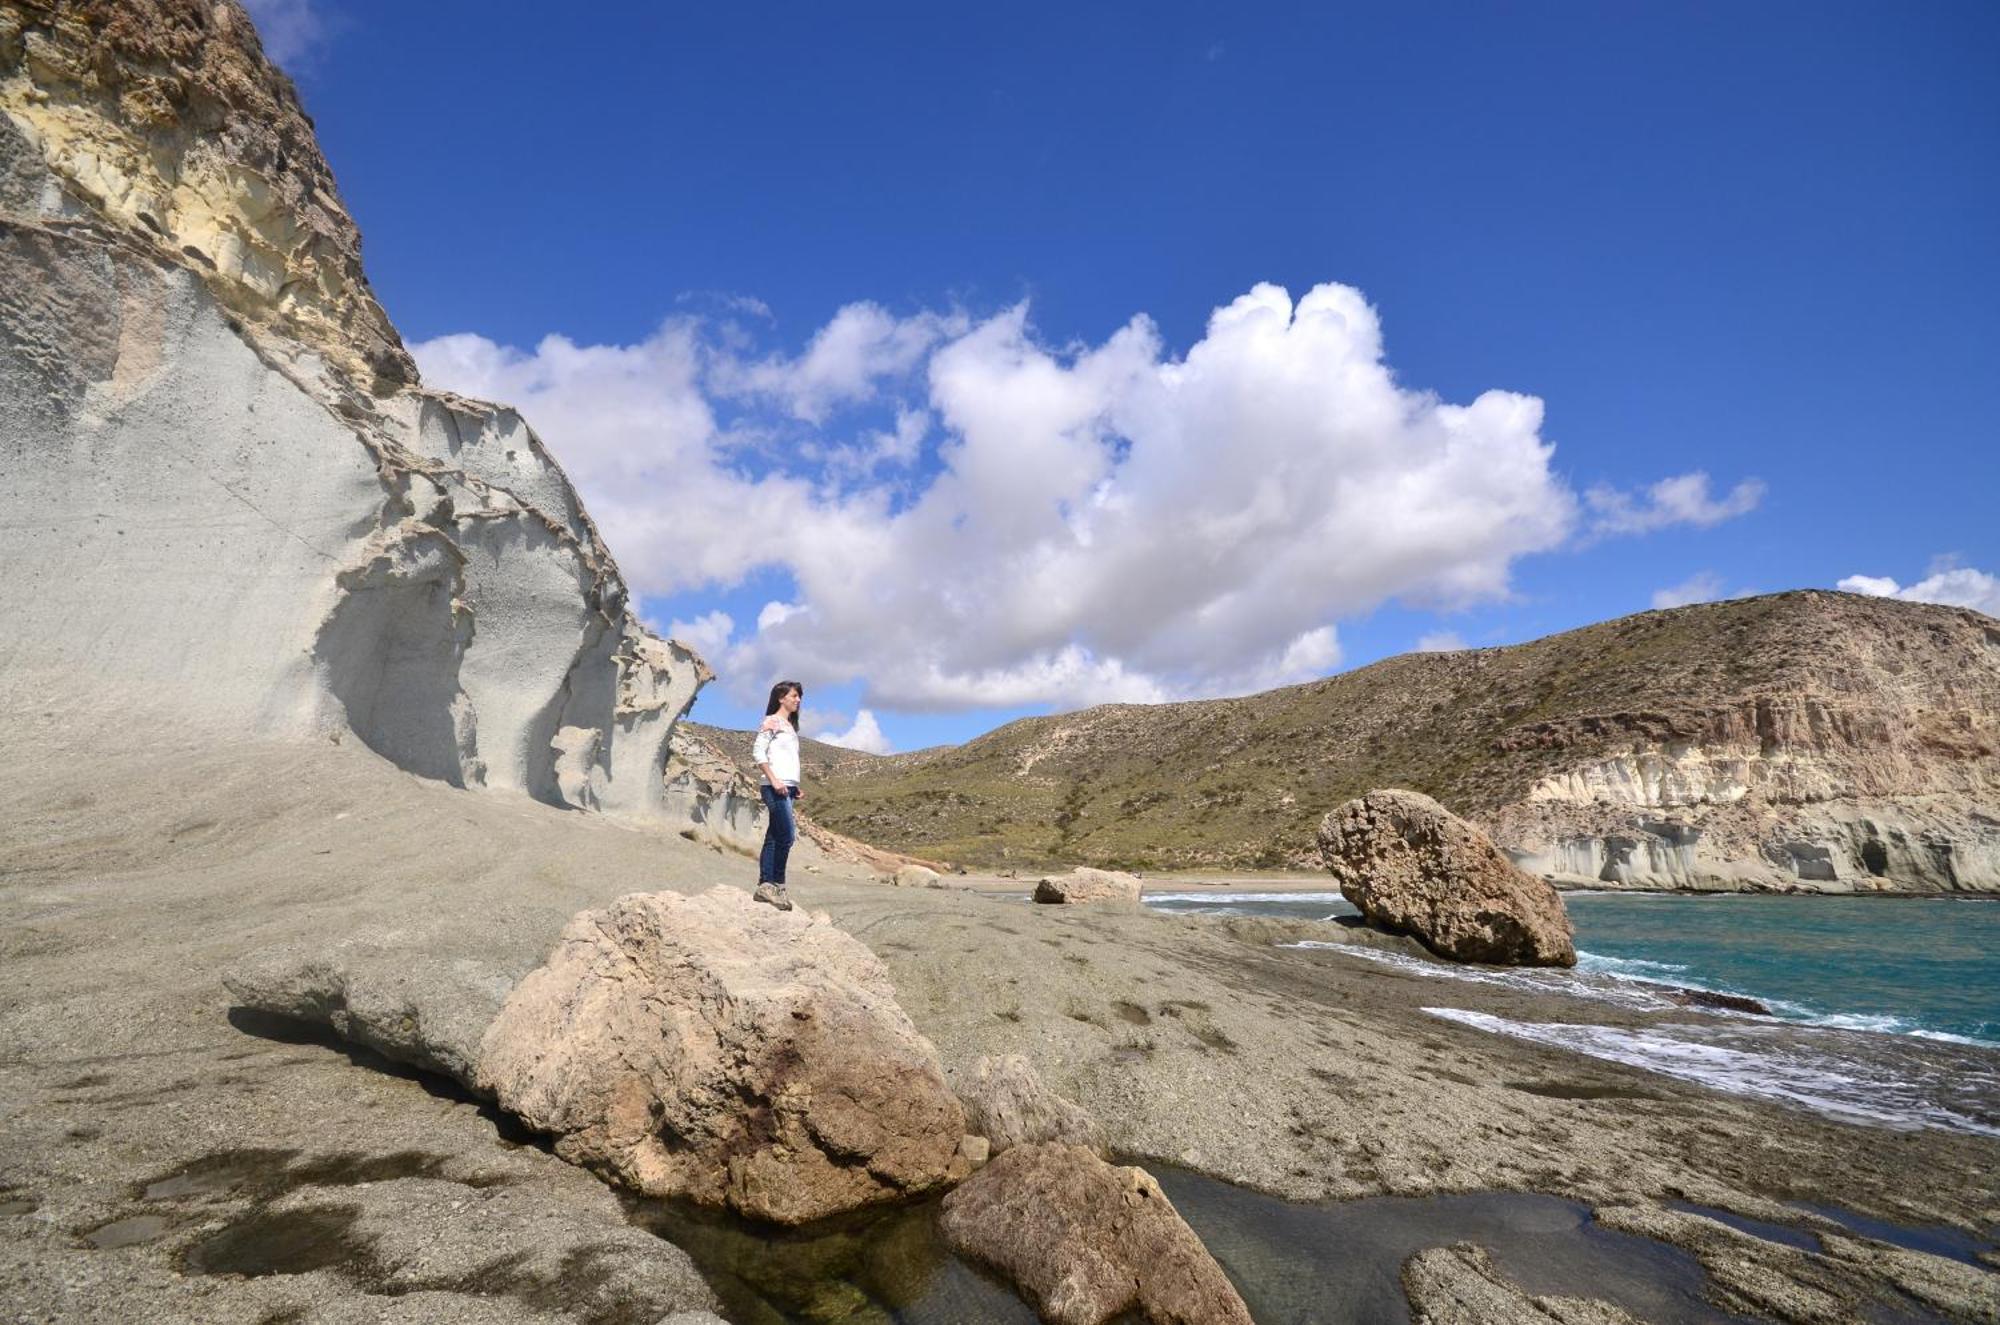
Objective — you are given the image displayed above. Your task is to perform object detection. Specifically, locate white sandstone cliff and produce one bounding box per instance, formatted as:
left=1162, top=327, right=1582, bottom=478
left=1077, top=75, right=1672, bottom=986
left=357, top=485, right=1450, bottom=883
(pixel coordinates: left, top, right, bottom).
left=0, top=1, right=708, bottom=818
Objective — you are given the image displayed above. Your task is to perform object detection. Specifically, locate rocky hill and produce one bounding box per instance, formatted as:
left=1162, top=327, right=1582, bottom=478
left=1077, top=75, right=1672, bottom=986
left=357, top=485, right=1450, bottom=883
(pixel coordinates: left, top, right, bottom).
left=793, top=592, right=2000, bottom=891
left=1, top=0, right=708, bottom=818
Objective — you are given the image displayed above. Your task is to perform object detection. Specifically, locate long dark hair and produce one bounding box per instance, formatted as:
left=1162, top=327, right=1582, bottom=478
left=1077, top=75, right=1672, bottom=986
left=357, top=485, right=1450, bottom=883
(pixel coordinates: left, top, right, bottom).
left=765, top=680, right=803, bottom=730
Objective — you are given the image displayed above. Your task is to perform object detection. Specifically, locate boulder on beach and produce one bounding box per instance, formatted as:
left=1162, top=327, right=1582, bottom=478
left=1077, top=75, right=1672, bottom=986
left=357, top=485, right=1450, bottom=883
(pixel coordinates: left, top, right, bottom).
left=1319, top=790, right=1576, bottom=967
left=956, top=1054, right=1103, bottom=1156
left=938, top=1143, right=1253, bottom=1325
left=472, top=886, right=975, bottom=1224
left=1033, top=867, right=1142, bottom=905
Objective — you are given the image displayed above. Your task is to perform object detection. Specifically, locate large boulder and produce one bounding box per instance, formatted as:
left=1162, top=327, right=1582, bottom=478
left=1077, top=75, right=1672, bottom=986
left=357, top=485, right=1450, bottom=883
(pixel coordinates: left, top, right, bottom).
left=938, top=1143, right=1252, bottom=1325
left=892, top=864, right=944, bottom=888
left=1033, top=867, right=1142, bottom=905
left=956, top=1054, right=1102, bottom=1156
left=474, top=887, right=975, bottom=1224
left=1319, top=790, right=1576, bottom=966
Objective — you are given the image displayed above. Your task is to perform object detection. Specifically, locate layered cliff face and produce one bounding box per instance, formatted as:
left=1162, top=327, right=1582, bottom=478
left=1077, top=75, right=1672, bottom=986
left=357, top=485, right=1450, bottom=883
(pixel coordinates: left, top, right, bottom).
left=804, top=593, right=2000, bottom=892
left=0, top=1, right=708, bottom=817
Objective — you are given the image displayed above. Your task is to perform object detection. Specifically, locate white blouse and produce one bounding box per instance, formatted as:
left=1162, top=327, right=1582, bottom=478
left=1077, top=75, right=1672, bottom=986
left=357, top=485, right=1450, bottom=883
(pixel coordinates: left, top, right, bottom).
left=751, top=723, right=801, bottom=786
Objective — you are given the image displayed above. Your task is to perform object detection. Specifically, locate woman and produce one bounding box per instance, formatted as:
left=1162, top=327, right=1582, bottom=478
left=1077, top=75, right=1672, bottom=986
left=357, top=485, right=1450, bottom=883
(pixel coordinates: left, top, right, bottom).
left=751, top=679, right=804, bottom=910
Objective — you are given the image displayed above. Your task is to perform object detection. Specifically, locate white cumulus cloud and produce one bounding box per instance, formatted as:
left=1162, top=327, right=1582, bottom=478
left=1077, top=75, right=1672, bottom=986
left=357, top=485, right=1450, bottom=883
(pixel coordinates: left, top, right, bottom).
left=239, top=0, right=328, bottom=67
left=1414, top=631, right=1467, bottom=653
left=1838, top=564, right=2000, bottom=617
left=414, top=281, right=1742, bottom=714
left=1651, top=571, right=1726, bottom=610
left=1587, top=472, right=1765, bottom=537
left=808, top=709, right=894, bottom=755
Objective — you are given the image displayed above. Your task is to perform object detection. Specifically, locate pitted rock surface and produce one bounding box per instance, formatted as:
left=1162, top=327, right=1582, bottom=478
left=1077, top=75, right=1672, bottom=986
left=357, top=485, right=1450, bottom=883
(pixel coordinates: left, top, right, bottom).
left=938, top=1142, right=1252, bottom=1325
left=1320, top=789, right=1576, bottom=966
left=956, top=1054, right=1101, bottom=1156
left=475, top=886, right=973, bottom=1224
left=1403, top=1243, right=1640, bottom=1324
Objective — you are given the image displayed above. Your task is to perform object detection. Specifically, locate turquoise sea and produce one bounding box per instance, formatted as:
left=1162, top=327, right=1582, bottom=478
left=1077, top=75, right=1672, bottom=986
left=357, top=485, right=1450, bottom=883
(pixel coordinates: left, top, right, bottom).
left=1142, top=889, right=2000, bottom=1135
left=1565, top=893, right=1999, bottom=1044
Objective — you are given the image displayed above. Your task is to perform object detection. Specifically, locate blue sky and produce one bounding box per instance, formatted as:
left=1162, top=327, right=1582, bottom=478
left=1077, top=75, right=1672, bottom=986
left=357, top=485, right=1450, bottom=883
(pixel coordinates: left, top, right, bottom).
left=257, top=1, right=2000, bottom=751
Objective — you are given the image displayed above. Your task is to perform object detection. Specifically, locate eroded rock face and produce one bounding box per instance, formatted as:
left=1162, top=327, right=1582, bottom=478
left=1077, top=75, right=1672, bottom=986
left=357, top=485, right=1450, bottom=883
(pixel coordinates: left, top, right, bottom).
left=1, top=0, right=410, bottom=390
left=938, top=1143, right=1252, bottom=1325
left=1033, top=867, right=1141, bottom=905
left=0, top=2, right=712, bottom=824
left=474, top=887, right=973, bottom=1224
left=955, top=1054, right=1101, bottom=1156
left=662, top=727, right=765, bottom=852
left=1320, top=790, right=1576, bottom=966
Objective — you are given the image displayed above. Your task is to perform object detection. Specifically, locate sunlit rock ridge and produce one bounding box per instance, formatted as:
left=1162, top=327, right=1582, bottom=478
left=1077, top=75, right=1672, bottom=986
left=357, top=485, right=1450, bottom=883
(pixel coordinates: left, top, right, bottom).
left=807, top=591, right=2000, bottom=893
left=0, top=0, right=709, bottom=815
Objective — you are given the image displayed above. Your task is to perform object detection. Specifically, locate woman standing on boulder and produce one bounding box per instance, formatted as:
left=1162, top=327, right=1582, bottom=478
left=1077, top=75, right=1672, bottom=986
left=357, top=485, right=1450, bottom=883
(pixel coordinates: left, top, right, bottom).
left=752, top=680, right=805, bottom=910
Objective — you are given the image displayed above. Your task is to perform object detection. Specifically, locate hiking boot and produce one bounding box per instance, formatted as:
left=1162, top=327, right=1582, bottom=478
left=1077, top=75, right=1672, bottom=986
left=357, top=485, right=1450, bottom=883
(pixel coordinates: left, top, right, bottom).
left=753, top=882, right=794, bottom=911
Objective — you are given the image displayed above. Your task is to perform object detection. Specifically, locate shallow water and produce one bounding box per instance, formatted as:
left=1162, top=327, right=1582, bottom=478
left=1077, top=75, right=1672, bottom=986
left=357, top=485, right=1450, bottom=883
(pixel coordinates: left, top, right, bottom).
left=1145, top=888, right=2000, bottom=1135
left=624, top=1193, right=1035, bottom=1325
left=1150, top=1167, right=1747, bottom=1325
left=1148, top=890, right=2000, bottom=1044
left=1566, top=894, right=2000, bottom=1044
left=625, top=1173, right=1756, bottom=1325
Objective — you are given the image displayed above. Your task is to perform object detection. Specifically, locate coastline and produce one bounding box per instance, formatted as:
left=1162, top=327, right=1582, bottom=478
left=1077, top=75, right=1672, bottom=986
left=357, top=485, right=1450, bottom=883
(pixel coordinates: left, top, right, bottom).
left=3, top=736, right=1996, bottom=1321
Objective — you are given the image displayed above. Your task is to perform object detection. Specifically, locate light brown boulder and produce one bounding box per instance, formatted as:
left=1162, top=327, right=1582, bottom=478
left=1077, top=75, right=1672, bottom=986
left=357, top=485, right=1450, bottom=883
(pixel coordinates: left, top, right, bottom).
left=475, top=886, right=972, bottom=1224
left=892, top=864, right=944, bottom=888
left=956, top=1054, right=1102, bottom=1155
left=1033, top=867, right=1142, bottom=905
left=939, top=1143, right=1252, bottom=1325
left=1319, top=790, right=1576, bottom=966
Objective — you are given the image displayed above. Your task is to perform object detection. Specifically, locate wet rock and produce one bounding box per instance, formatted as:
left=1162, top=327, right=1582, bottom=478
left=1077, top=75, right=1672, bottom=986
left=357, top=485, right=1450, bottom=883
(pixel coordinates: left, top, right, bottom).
left=1033, top=867, right=1142, bottom=905
left=938, top=1142, right=1252, bottom=1325
left=1319, top=790, right=1576, bottom=966
left=1403, top=1242, right=1641, bottom=1324
left=955, top=1054, right=1102, bottom=1156
left=476, top=887, right=972, bottom=1224
left=1666, top=987, right=1771, bottom=1015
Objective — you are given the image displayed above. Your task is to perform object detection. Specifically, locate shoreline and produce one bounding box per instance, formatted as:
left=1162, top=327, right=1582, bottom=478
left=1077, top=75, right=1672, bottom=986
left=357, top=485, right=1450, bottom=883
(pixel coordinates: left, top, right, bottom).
left=4, top=737, right=1997, bottom=1322
left=957, top=869, right=2000, bottom=900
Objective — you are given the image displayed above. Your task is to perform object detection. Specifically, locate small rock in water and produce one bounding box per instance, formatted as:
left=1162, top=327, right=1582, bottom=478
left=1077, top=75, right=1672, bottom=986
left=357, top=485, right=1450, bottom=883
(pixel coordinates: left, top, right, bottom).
left=1665, top=987, right=1771, bottom=1015
left=939, top=1142, right=1252, bottom=1325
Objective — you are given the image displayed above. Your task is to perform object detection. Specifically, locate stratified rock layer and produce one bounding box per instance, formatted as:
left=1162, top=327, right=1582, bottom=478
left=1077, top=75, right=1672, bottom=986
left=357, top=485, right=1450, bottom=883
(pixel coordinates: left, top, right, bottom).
left=475, top=887, right=973, bottom=1224
left=938, top=1143, right=1253, bottom=1325
left=805, top=592, right=2000, bottom=892
left=1320, top=790, right=1577, bottom=966
left=663, top=726, right=765, bottom=851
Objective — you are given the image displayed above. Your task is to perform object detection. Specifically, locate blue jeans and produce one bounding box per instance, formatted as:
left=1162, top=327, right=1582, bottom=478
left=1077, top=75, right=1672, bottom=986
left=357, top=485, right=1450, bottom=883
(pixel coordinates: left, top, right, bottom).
left=759, top=783, right=798, bottom=885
